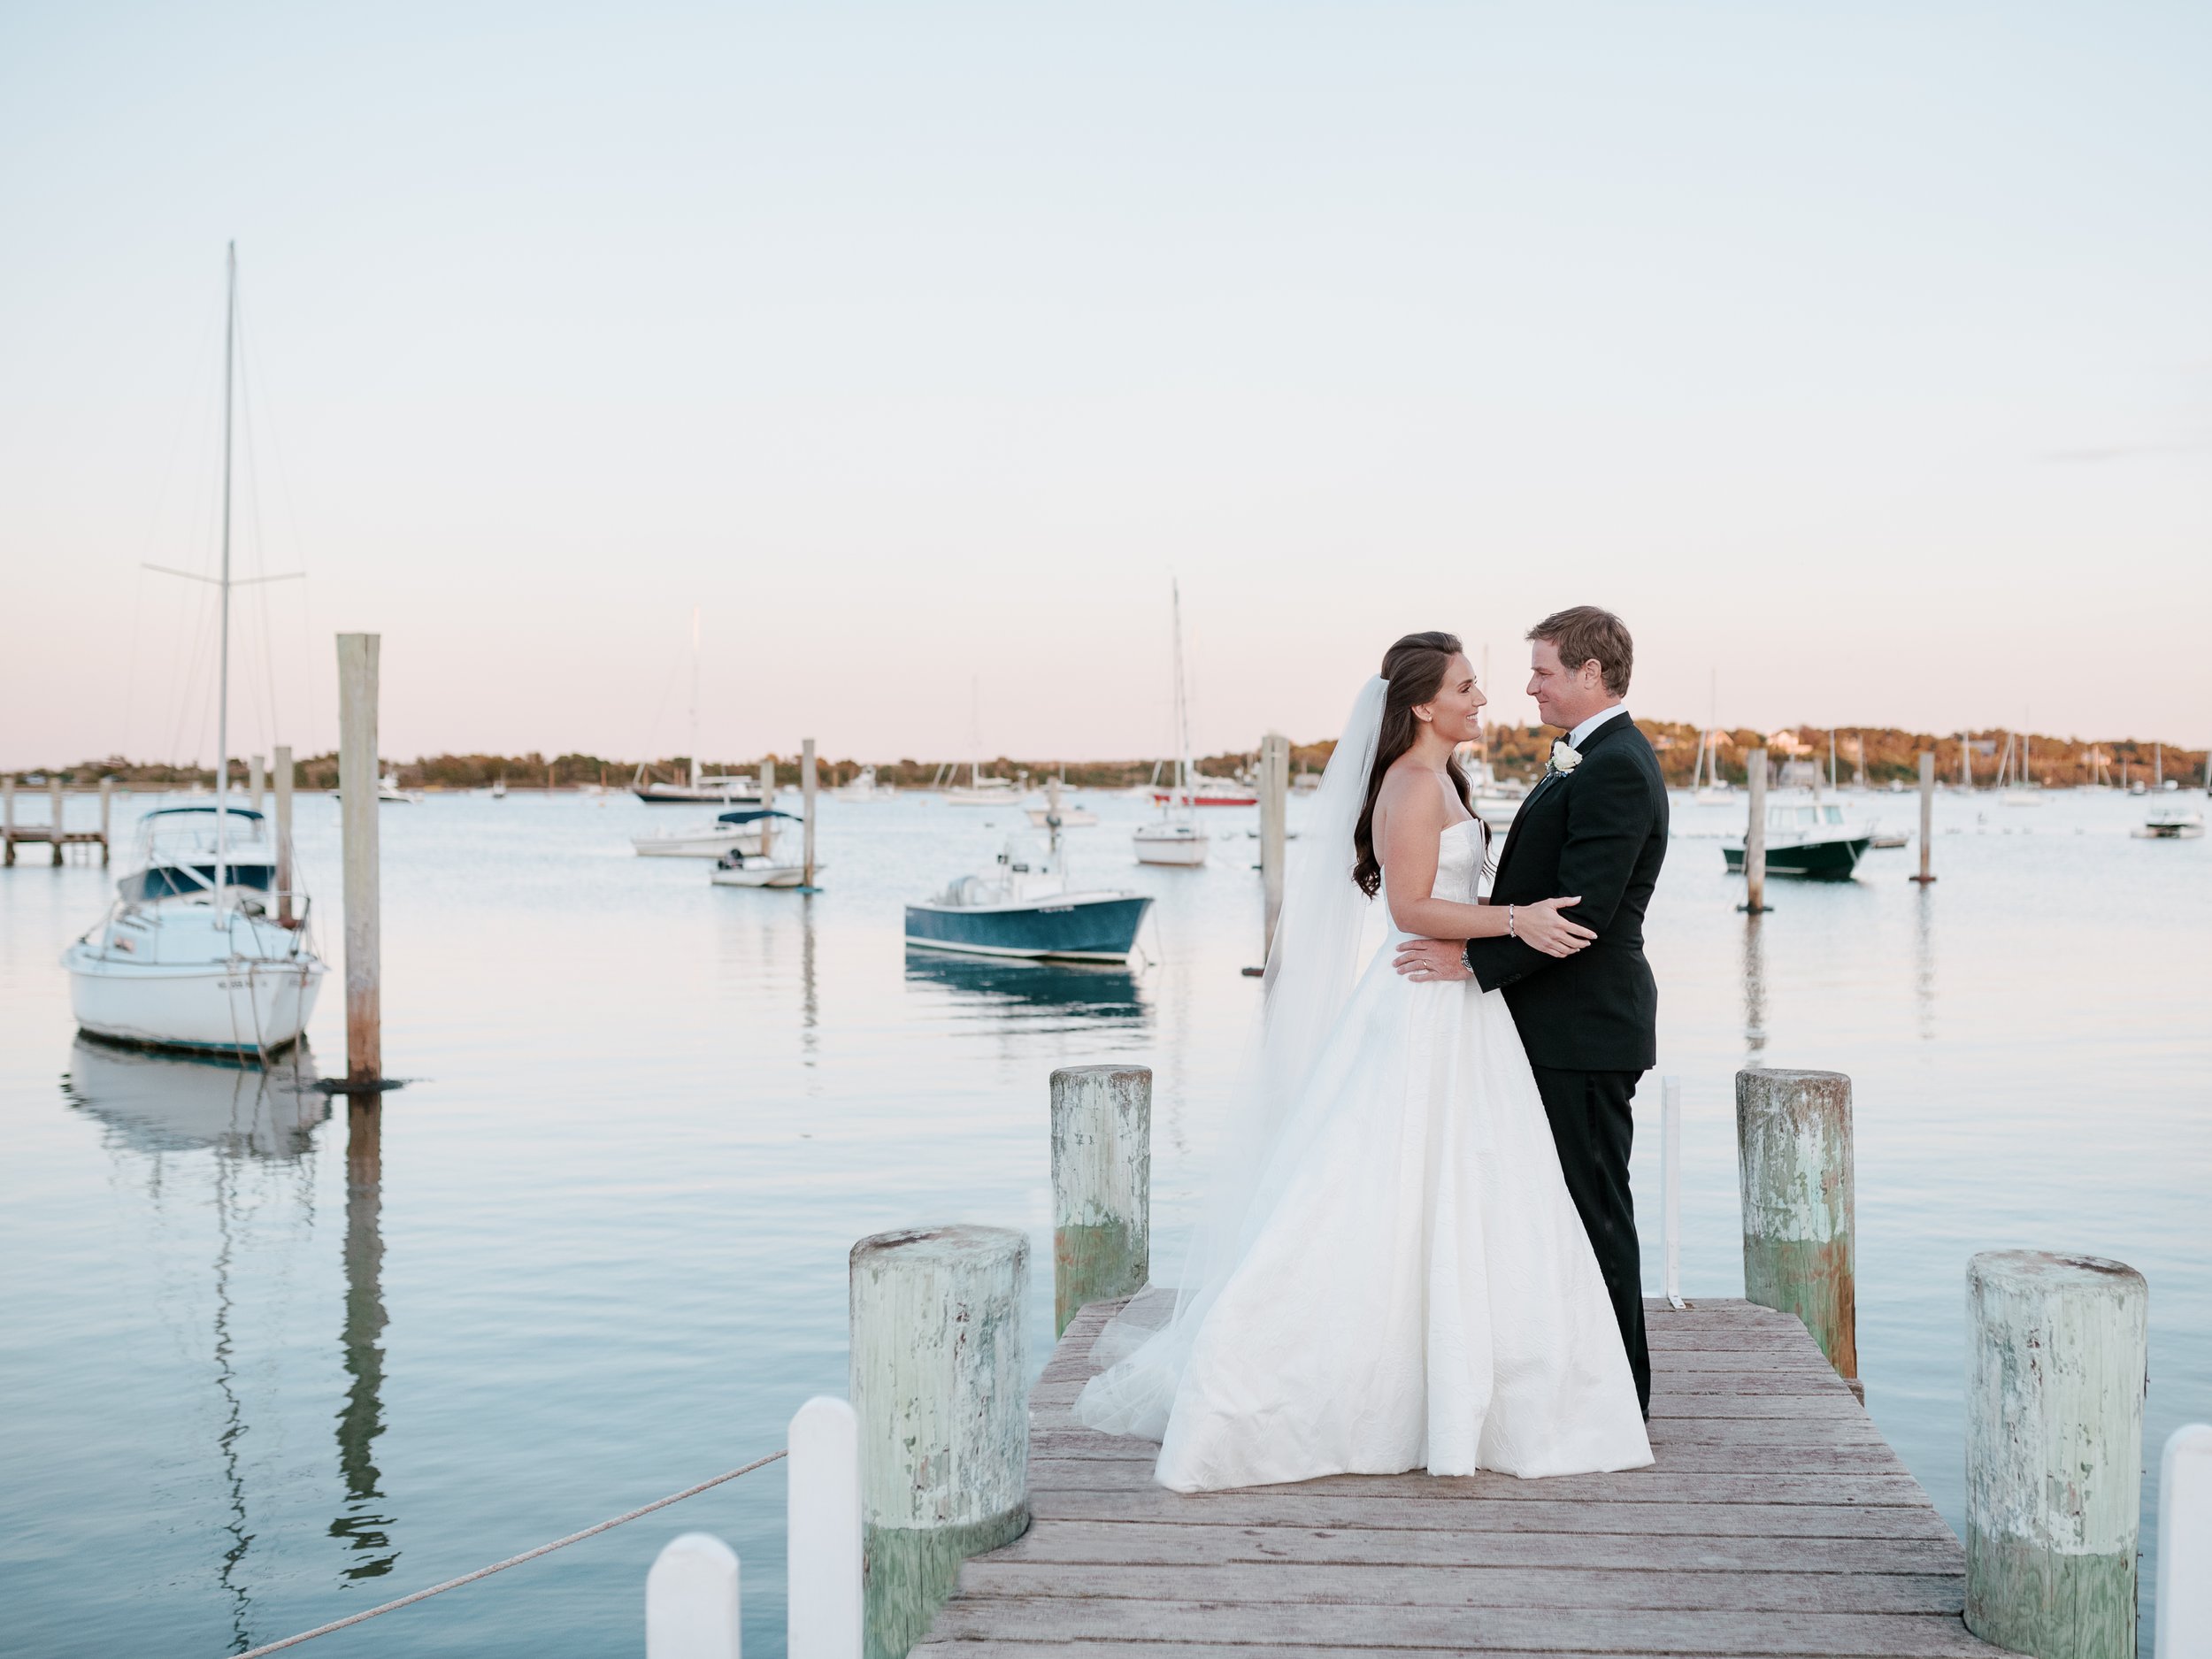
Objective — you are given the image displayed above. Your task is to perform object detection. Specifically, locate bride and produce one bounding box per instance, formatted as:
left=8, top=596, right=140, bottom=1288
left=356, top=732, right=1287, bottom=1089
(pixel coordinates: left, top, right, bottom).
left=1075, top=631, right=1653, bottom=1491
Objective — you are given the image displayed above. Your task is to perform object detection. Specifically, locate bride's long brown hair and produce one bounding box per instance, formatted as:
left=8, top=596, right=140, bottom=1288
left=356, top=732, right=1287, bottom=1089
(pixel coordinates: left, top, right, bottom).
left=1351, top=632, right=1472, bottom=898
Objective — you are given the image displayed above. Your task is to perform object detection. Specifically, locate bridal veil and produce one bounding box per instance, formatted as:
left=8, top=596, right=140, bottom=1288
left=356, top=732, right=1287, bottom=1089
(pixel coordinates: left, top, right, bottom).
left=1074, top=675, right=1387, bottom=1439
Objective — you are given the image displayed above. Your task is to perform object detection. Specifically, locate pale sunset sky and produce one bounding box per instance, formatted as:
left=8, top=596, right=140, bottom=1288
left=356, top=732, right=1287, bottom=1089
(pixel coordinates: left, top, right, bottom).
left=3, top=3, right=2207, bottom=767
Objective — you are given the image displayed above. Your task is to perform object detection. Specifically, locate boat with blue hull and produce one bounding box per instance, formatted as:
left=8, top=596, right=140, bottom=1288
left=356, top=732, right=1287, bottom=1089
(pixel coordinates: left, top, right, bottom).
left=905, top=839, right=1153, bottom=962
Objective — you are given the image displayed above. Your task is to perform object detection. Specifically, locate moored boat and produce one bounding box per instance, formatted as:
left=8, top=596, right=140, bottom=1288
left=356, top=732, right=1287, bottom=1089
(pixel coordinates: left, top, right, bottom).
left=2135, top=807, right=2205, bottom=840
left=633, top=808, right=775, bottom=859
left=1133, top=581, right=1212, bottom=867
left=906, top=838, right=1153, bottom=961
left=1723, top=796, right=1874, bottom=880
left=64, top=248, right=326, bottom=1057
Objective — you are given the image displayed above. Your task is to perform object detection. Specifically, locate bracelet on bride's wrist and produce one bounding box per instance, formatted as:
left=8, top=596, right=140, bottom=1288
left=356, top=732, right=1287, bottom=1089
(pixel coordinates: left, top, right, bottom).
left=1508, top=903, right=1517, bottom=939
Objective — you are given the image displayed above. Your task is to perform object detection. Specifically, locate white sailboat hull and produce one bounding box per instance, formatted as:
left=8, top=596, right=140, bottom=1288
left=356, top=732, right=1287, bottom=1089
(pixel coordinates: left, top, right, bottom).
left=65, top=946, right=324, bottom=1055
left=1133, top=824, right=1209, bottom=866
left=709, top=861, right=818, bottom=887
left=633, top=826, right=770, bottom=858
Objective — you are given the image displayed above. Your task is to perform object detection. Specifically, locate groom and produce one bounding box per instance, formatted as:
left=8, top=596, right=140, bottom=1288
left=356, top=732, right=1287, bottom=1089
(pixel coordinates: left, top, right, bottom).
left=1394, top=605, right=1668, bottom=1413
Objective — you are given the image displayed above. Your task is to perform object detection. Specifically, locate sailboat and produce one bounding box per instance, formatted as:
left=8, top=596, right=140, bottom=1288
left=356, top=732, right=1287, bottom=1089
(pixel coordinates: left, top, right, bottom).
left=1691, top=675, right=1733, bottom=803
left=632, top=611, right=765, bottom=805
left=64, top=246, right=326, bottom=1056
left=1997, top=730, right=2042, bottom=806
left=1133, top=582, right=1210, bottom=867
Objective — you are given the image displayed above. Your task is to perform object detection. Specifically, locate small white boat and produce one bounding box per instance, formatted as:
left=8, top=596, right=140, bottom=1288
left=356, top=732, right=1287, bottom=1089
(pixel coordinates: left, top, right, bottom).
left=633, top=809, right=774, bottom=859
left=833, top=766, right=894, bottom=802
left=1026, top=778, right=1096, bottom=828
left=65, top=806, right=325, bottom=1056
left=906, top=837, right=1152, bottom=961
left=708, top=810, right=818, bottom=887
left=1134, top=583, right=1210, bottom=866
left=2135, top=807, right=2205, bottom=840
left=329, top=772, right=421, bottom=804
left=1133, top=820, right=1209, bottom=866
left=489, top=777, right=507, bottom=799
left=946, top=764, right=1021, bottom=807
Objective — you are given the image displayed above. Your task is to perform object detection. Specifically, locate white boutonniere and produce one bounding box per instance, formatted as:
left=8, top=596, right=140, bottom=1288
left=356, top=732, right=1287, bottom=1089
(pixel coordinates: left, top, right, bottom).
left=1547, top=740, right=1583, bottom=778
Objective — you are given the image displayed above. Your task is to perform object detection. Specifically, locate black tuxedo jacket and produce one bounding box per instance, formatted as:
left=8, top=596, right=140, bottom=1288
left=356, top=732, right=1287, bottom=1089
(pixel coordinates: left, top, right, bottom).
left=1463, top=711, right=1668, bottom=1071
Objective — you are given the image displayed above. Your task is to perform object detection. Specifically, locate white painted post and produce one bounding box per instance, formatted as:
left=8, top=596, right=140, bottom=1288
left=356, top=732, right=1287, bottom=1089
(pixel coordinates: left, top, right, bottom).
left=802, top=738, right=818, bottom=888
left=1259, top=732, right=1289, bottom=959
left=99, top=778, right=113, bottom=867
left=1913, top=751, right=1937, bottom=884
left=1966, top=1250, right=2148, bottom=1659
left=1050, top=1065, right=1151, bottom=1334
left=250, top=753, right=265, bottom=815
left=647, top=1532, right=741, bottom=1659
left=1740, top=749, right=1768, bottom=911
left=2158, top=1424, right=2212, bottom=1659
left=761, top=758, right=775, bottom=802
left=849, top=1225, right=1029, bottom=1659
left=1661, top=1075, right=1684, bottom=1310
left=273, top=745, right=294, bottom=926
left=788, top=1396, right=863, bottom=1659
left=337, top=634, right=381, bottom=1086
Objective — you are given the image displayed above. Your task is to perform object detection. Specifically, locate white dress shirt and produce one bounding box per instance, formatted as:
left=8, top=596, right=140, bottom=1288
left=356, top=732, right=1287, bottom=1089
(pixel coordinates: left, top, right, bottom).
left=1567, top=703, right=1631, bottom=750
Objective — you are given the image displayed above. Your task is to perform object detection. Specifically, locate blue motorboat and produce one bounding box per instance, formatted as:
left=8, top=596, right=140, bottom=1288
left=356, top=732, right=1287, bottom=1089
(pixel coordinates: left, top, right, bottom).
left=905, top=838, right=1153, bottom=963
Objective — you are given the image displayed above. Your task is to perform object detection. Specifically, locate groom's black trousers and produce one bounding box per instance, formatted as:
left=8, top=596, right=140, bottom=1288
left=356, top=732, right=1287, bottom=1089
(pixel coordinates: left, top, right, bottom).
left=1528, top=1064, right=1651, bottom=1415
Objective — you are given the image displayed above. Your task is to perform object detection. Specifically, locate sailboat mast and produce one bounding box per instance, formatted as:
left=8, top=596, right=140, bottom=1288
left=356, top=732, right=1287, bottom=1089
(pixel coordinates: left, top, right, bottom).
left=214, top=242, right=236, bottom=910
left=1171, top=580, right=1192, bottom=803
left=688, top=608, right=702, bottom=791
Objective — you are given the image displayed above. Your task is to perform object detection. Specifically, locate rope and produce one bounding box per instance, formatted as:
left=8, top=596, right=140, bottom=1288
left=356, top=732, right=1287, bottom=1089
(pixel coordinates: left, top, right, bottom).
left=229, top=1448, right=787, bottom=1659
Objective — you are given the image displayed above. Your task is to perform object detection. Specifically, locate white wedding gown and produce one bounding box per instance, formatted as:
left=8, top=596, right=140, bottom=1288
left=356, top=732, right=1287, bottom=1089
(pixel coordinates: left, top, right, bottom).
left=1077, top=817, right=1653, bottom=1491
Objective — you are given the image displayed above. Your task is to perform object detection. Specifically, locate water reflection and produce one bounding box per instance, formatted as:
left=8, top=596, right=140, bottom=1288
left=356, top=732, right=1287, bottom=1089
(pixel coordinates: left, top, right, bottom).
left=333, top=1097, right=397, bottom=1579
left=1913, top=887, right=1937, bottom=1042
left=1740, top=917, right=1769, bottom=1057
left=902, top=949, right=1150, bottom=1028
left=61, top=1039, right=337, bottom=1647
left=65, top=1035, right=326, bottom=1162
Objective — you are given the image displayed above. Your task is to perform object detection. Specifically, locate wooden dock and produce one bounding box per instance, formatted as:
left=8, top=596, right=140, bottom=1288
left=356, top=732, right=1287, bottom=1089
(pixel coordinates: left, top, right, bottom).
left=915, top=1294, right=2014, bottom=1658
left=2, top=780, right=113, bottom=866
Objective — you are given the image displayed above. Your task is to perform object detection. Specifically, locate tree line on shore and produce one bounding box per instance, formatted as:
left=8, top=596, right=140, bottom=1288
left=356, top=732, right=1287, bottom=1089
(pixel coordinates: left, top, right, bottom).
left=17, top=723, right=2208, bottom=793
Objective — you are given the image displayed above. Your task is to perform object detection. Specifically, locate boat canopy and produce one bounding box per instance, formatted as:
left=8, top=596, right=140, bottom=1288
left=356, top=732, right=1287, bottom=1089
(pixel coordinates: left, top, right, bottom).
left=715, top=809, right=800, bottom=825
left=143, top=804, right=265, bottom=820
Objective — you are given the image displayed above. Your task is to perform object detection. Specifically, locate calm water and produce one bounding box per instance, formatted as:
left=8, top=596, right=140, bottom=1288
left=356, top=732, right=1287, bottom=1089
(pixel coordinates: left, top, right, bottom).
left=2, top=783, right=2207, bottom=1656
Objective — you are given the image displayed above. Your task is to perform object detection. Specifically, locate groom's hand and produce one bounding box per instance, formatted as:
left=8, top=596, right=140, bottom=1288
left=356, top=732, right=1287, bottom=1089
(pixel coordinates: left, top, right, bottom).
left=1394, top=938, right=1472, bottom=983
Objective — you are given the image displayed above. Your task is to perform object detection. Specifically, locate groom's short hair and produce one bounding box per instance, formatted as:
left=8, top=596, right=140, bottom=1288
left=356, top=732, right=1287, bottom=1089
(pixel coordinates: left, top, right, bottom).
left=1529, top=606, right=1632, bottom=695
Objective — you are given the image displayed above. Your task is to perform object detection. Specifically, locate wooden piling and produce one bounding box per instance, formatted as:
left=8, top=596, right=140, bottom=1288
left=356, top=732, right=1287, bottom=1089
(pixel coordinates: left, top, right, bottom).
left=50, top=775, right=64, bottom=865
left=803, top=737, right=818, bottom=888
left=1740, top=749, right=1769, bottom=911
left=3, top=776, right=12, bottom=864
left=273, top=745, right=294, bottom=924
left=1965, top=1250, right=2147, bottom=1659
left=337, top=634, right=381, bottom=1086
left=250, top=753, right=265, bottom=815
left=1734, top=1068, right=1856, bottom=1387
left=2159, top=1424, right=2212, bottom=1657
left=99, top=779, right=112, bottom=866
left=1258, top=733, right=1288, bottom=959
left=762, top=758, right=776, bottom=801
left=849, top=1225, right=1029, bottom=1659
left=1049, top=1065, right=1151, bottom=1335
left=1913, top=751, right=1938, bottom=884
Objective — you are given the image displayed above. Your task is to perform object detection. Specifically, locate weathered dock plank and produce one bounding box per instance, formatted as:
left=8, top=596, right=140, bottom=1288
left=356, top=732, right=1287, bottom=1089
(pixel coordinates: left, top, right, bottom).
left=912, top=1296, right=2009, bottom=1659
